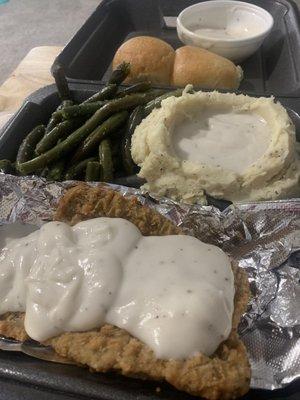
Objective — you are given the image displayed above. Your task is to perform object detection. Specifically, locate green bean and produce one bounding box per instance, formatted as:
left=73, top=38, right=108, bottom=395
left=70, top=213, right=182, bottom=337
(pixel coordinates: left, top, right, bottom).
left=17, top=92, right=162, bottom=175
left=144, top=89, right=185, bottom=115
left=65, top=157, right=97, bottom=180
left=52, top=64, right=71, bottom=101
left=0, top=159, right=14, bottom=174
left=40, top=167, right=49, bottom=178
left=71, top=111, right=128, bottom=163
left=36, top=118, right=83, bottom=154
left=108, top=62, right=130, bottom=85
left=99, top=140, right=113, bottom=182
left=62, top=100, right=74, bottom=108
left=46, top=114, right=61, bottom=134
left=122, top=106, right=144, bottom=175
left=46, top=100, right=73, bottom=133
left=85, top=161, right=101, bottom=181
left=82, top=84, right=118, bottom=104
left=47, top=159, right=66, bottom=181
left=116, top=81, right=152, bottom=97
left=111, top=137, right=122, bottom=156
left=58, top=101, right=107, bottom=120
left=16, top=125, right=46, bottom=169
left=142, top=89, right=166, bottom=98
left=91, top=90, right=163, bottom=120
left=111, top=138, right=123, bottom=172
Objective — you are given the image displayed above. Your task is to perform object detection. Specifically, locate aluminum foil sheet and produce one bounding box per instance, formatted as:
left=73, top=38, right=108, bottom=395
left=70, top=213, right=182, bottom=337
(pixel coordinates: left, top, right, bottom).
left=0, top=174, right=299, bottom=391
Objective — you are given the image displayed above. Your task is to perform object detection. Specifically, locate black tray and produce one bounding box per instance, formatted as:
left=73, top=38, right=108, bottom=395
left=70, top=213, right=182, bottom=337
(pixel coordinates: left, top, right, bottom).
left=52, top=0, right=300, bottom=97
left=0, top=351, right=299, bottom=400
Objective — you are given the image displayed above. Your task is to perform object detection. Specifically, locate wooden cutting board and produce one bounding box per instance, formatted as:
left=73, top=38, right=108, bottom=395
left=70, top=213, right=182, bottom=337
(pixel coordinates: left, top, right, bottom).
left=0, top=46, right=62, bottom=128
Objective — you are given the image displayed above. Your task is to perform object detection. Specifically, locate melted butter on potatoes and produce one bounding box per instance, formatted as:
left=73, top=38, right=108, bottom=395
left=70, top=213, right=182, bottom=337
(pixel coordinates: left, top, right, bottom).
left=131, top=90, right=300, bottom=203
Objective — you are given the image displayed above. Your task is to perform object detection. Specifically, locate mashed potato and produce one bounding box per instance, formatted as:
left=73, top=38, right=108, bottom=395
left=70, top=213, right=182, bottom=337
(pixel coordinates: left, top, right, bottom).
left=131, top=90, right=300, bottom=203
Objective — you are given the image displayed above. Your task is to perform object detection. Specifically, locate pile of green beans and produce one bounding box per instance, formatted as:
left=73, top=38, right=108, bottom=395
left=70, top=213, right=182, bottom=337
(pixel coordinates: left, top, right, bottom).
left=0, top=62, right=184, bottom=183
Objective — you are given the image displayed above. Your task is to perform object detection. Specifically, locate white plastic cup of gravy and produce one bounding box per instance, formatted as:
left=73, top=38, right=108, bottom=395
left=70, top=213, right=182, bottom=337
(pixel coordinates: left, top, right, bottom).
left=177, top=0, right=274, bottom=62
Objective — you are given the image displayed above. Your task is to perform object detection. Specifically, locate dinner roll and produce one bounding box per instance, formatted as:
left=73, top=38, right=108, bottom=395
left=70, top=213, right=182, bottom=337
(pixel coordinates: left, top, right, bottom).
left=112, top=36, right=175, bottom=85
left=172, top=46, right=243, bottom=90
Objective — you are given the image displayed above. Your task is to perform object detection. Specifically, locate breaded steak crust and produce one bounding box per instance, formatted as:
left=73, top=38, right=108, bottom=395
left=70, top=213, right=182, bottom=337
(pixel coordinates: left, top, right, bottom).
left=0, top=184, right=250, bottom=399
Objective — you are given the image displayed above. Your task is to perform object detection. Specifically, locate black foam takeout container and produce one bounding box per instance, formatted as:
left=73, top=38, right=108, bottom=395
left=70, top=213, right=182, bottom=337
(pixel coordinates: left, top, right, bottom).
left=52, top=0, right=300, bottom=97
left=1, top=0, right=300, bottom=399
left=0, top=84, right=300, bottom=400
left=0, top=350, right=299, bottom=400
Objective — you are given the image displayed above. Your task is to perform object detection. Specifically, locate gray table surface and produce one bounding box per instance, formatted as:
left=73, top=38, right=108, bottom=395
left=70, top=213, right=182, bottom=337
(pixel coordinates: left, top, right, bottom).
left=0, top=0, right=99, bottom=84
left=0, top=0, right=300, bottom=85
